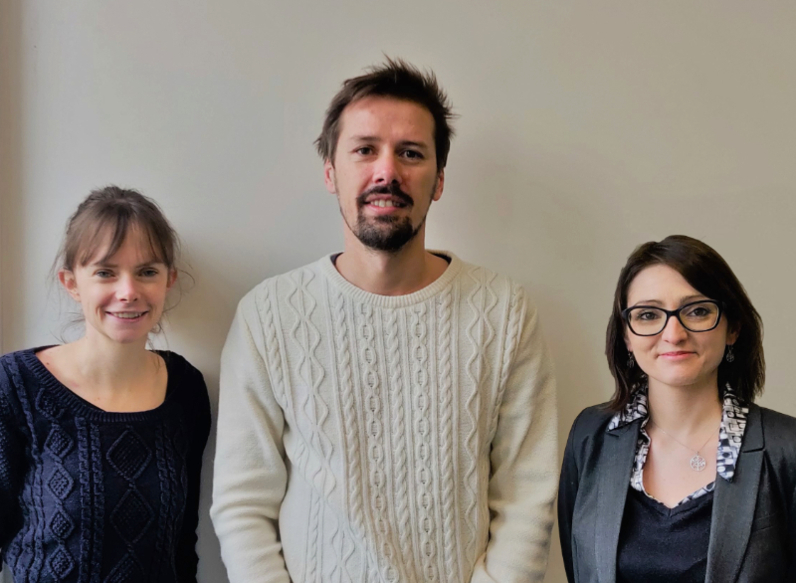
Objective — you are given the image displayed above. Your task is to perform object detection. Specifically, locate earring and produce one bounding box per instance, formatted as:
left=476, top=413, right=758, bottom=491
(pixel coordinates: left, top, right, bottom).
left=627, top=352, right=635, bottom=368
left=725, top=345, right=735, bottom=363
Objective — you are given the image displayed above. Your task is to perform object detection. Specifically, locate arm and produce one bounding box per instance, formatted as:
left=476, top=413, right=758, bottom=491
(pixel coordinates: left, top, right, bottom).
left=210, top=293, right=291, bottom=583
left=471, top=289, right=558, bottom=583
left=176, top=365, right=212, bottom=583
left=0, top=360, right=26, bottom=561
left=557, top=412, right=583, bottom=583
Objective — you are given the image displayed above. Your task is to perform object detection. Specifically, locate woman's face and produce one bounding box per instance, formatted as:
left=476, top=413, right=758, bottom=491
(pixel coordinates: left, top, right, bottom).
left=60, top=227, right=176, bottom=346
left=624, top=264, right=737, bottom=393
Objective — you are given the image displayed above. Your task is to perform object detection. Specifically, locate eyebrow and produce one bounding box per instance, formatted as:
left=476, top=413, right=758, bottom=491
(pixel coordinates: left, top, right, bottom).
left=629, top=294, right=708, bottom=307
left=348, top=136, right=430, bottom=149
left=91, top=260, right=162, bottom=269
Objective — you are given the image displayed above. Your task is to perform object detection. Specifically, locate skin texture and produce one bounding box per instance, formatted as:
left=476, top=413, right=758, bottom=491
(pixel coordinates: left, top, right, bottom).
left=36, top=227, right=176, bottom=413
left=624, top=264, right=736, bottom=393
left=624, top=264, right=739, bottom=506
left=323, top=96, right=449, bottom=296
left=324, top=95, right=444, bottom=250
left=60, top=228, right=176, bottom=346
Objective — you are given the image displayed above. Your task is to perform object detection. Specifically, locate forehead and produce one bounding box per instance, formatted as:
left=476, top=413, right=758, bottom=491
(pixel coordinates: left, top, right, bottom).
left=82, top=224, right=162, bottom=266
left=627, top=264, right=702, bottom=303
left=338, top=96, right=435, bottom=143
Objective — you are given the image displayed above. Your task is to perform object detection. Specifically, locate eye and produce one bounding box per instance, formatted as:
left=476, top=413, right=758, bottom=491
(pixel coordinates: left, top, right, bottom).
left=635, top=309, right=662, bottom=321
left=95, top=269, right=114, bottom=278
left=140, top=268, right=160, bottom=277
left=355, top=146, right=374, bottom=156
left=401, top=149, right=424, bottom=160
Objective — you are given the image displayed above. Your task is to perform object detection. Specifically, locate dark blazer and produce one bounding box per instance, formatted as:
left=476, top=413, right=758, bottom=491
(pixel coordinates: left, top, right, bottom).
left=558, top=403, right=796, bottom=583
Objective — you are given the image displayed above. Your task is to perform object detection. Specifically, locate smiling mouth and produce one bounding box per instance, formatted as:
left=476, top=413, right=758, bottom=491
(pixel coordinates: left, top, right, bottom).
left=109, top=311, right=147, bottom=319
left=367, top=198, right=407, bottom=209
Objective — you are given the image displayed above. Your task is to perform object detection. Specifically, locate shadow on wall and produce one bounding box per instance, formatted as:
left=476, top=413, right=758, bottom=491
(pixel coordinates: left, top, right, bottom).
left=0, top=0, right=24, bottom=356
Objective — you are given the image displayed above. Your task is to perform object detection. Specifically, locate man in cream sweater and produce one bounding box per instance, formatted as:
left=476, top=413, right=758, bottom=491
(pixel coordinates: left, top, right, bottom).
left=211, top=58, right=558, bottom=583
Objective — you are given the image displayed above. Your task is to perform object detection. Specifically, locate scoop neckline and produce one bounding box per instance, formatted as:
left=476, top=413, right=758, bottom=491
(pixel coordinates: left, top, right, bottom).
left=23, top=346, right=178, bottom=422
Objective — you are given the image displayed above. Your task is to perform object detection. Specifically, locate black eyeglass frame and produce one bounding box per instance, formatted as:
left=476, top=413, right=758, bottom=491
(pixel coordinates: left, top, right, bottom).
left=621, top=299, right=724, bottom=337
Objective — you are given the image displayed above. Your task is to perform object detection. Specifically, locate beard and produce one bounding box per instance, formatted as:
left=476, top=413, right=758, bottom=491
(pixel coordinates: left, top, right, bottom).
left=343, top=181, right=436, bottom=253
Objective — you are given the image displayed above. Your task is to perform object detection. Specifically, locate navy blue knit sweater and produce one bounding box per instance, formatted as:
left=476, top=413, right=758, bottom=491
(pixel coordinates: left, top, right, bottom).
left=0, top=348, right=211, bottom=582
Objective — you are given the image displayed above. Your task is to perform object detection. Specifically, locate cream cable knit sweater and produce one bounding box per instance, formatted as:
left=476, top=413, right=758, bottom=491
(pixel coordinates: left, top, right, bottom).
left=211, top=253, right=558, bottom=583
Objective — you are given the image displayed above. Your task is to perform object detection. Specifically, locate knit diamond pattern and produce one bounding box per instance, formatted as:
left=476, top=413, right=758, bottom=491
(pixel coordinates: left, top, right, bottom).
left=106, top=428, right=155, bottom=578
left=0, top=350, right=210, bottom=583
left=216, top=254, right=549, bottom=582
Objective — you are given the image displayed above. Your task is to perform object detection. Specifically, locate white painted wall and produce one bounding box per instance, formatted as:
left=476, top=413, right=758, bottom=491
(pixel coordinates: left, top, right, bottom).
left=2, top=1, right=795, bottom=581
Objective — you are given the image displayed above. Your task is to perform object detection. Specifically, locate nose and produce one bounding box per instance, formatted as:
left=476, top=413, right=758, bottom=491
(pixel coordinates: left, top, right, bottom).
left=115, top=274, right=140, bottom=303
left=661, top=314, right=688, bottom=343
left=373, top=152, right=400, bottom=186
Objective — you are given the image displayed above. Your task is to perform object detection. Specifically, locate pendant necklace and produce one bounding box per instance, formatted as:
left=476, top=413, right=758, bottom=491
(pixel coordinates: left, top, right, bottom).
left=648, top=419, right=720, bottom=472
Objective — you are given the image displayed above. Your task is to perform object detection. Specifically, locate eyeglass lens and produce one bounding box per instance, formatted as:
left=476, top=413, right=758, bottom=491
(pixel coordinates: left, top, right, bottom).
left=626, top=301, right=720, bottom=335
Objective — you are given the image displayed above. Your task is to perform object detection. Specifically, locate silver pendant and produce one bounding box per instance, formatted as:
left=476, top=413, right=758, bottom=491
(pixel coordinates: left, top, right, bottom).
left=690, top=454, right=707, bottom=472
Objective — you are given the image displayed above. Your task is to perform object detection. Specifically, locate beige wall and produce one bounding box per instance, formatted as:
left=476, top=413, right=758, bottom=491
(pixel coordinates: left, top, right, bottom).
left=2, top=1, right=795, bottom=581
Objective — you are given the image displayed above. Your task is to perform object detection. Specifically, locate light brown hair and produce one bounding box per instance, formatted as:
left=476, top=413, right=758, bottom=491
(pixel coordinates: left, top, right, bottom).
left=316, top=57, right=455, bottom=171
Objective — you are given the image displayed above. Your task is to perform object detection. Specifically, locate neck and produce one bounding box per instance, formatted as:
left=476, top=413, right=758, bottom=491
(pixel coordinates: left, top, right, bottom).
left=647, top=375, right=723, bottom=437
left=70, top=334, right=154, bottom=392
left=335, top=226, right=448, bottom=295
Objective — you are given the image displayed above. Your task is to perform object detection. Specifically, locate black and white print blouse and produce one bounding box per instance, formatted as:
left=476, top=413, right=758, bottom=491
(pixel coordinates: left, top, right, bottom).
left=607, top=383, right=749, bottom=507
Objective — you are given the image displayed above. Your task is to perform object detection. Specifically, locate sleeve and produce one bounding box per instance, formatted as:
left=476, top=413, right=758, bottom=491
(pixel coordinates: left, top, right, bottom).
left=175, top=364, right=212, bottom=583
left=470, top=290, right=559, bottom=583
left=209, top=293, right=291, bottom=583
left=0, top=359, right=26, bottom=558
left=557, top=411, right=583, bottom=583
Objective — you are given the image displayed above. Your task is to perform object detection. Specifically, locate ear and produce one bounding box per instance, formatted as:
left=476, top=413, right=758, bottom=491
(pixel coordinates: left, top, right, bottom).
left=324, top=159, right=337, bottom=194
left=432, top=169, right=445, bottom=202
left=726, top=327, right=740, bottom=347
left=59, top=269, right=80, bottom=301
left=167, top=268, right=178, bottom=291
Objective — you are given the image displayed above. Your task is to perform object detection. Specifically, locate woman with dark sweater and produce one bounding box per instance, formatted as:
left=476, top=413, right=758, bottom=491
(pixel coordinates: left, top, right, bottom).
left=559, top=235, right=796, bottom=583
left=0, top=186, right=211, bottom=582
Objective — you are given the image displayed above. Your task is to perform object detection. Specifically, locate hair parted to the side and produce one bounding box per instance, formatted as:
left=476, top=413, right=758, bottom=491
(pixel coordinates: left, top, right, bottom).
left=58, top=185, right=180, bottom=272
left=316, top=57, right=456, bottom=171
left=605, top=235, right=765, bottom=411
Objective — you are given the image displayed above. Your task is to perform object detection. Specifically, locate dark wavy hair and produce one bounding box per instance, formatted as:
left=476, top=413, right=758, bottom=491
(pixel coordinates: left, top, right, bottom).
left=605, top=235, right=764, bottom=411
left=315, top=57, right=455, bottom=171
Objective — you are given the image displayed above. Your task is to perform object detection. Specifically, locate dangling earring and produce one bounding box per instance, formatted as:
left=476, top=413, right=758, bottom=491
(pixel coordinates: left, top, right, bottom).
left=627, top=352, right=635, bottom=368
left=725, top=345, right=735, bottom=363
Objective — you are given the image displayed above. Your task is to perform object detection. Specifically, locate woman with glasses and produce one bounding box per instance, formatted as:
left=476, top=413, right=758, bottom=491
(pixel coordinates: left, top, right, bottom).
left=558, top=235, right=796, bottom=583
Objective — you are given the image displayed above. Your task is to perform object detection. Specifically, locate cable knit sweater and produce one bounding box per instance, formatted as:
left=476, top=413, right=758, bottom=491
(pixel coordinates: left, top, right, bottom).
left=211, top=252, right=558, bottom=583
left=0, top=348, right=211, bottom=583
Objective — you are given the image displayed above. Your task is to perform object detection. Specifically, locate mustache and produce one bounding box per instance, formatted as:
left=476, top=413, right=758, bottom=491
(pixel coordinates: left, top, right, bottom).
left=356, top=183, right=413, bottom=207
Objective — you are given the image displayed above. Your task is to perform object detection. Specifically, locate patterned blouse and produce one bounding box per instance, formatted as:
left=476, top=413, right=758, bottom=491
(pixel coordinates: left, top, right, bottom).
left=607, top=384, right=749, bottom=507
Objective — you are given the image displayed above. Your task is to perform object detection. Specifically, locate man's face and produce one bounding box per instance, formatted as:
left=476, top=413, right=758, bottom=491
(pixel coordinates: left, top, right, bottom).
left=324, top=96, right=444, bottom=252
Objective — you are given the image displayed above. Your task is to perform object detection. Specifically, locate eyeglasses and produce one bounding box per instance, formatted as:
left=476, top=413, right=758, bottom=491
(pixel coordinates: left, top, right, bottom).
left=622, top=300, right=723, bottom=337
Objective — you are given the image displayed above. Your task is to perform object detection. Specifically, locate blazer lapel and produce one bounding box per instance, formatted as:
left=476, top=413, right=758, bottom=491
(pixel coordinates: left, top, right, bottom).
left=706, top=405, right=764, bottom=583
left=595, top=421, right=639, bottom=583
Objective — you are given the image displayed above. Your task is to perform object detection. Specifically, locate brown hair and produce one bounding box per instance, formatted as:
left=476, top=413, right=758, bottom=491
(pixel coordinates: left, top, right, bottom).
left=605, top=235, right=765, bottom=410
left=316, top=57, right=455, bottom=171
left=59, top=185, right=180, bottom=272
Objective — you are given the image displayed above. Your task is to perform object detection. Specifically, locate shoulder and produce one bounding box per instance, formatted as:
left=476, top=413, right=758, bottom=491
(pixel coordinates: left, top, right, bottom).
left=454, top=257, right=537, bottom=315
left=160, top=351, right=211, bottom=429
left=755, top=405, right=796, bottom=459
left=0, top=348, right=42, bottom=393
left=235, top=258, right=329, bottom=320
left=567, top=403, right=617, bottom=441
left=160, top=351, right=209, bottom=402
left=0, top=349, right=44, bottom=420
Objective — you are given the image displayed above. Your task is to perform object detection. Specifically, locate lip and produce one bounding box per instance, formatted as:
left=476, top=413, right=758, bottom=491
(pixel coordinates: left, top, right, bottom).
left=363, top=196, right=408, bottom=214
left=658, top=351, right=696, bottom=360
left=106, top=310, right=149, bottom=323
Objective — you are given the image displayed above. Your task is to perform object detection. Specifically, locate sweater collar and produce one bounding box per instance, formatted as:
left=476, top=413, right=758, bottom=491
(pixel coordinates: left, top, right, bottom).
left=317, top=250, right=464, bottom=309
